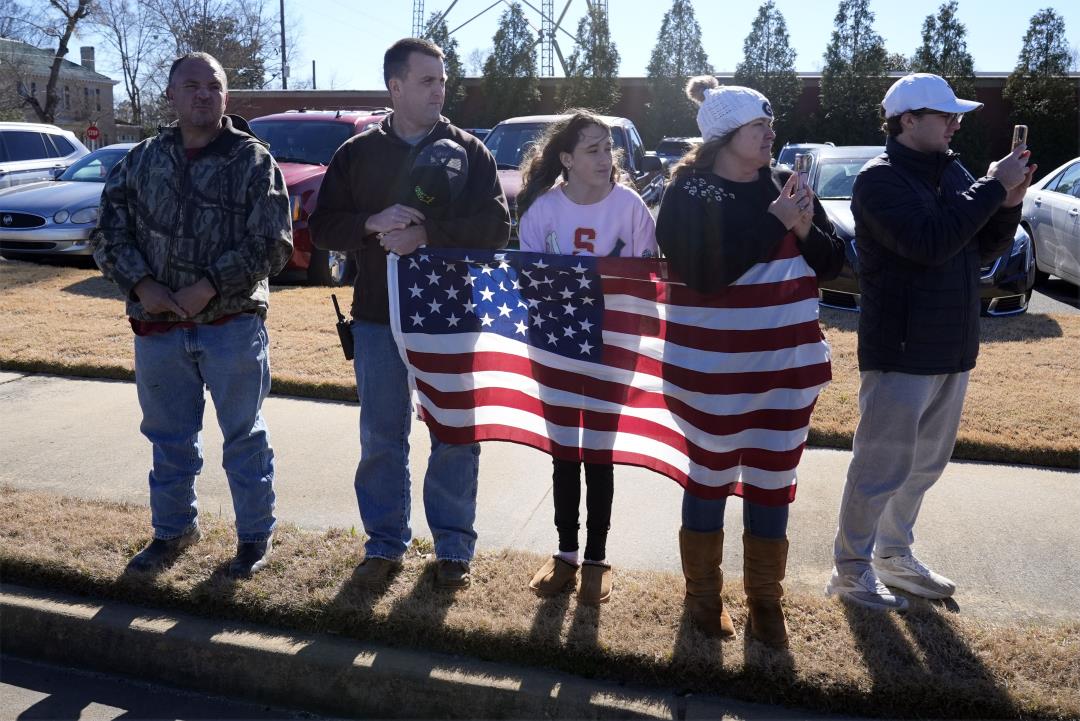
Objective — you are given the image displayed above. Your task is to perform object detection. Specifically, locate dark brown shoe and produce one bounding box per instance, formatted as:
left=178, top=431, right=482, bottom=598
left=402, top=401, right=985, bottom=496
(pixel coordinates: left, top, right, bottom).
left=679, top=527, right=736, bottom=639
left=352, top=556, right=402, bottom=589
left=126, top=525, right=201, bottom=573
left=435, top=559, right=471, bottom=589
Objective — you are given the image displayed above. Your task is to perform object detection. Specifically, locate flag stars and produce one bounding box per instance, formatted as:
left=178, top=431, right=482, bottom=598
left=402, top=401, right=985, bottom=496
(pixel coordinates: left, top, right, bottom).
left=463, top=300, right=477, bottom=314
left=546, top=332, right=559, bottom=345
left=531, top=313, right=545, bottom=327
left=408, top=258, right=421, bottom=270
left=425, top=270, right=442, bottom=285
left=563, top=325, right=576, bottom=338
left=427, top=299, right=443, bottom=314
left=480, top=265, right=495, bottom=275
left=562, top=301, right=577, bottom=316
left=410, top=312, right=425, bottom=327
left=479, top=287, right=495, bottom=302
left=445, top=286, right=460, bottom=300
left=577, top=276, right=592, bottom=290
left=559, top=287, right=574, bottom=300
left=497, top=302, right=513, bottom=318
left=572, top=262, right=587, bottom=274
left=408, top=284, right=423, bottom=298
left=446, top=313, right=461, bottom=327
left=579, top=340, right=594, bottom=355
left=514, top=320, right=528, bottom=335
left=480, top=313, right=494, bottom=327
left=579, top=318, right=594, bottom=333
left=462, top=273, right=477, bottom=286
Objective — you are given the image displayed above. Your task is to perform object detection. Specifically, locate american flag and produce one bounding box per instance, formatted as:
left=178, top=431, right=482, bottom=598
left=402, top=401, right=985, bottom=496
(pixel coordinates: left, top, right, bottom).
left=387, top=236, right=831, bottom=504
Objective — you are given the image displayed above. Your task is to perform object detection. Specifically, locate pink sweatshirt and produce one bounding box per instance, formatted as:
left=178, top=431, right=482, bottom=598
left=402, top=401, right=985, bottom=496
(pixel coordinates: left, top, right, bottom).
left=518, top=183, right=658, bottom=258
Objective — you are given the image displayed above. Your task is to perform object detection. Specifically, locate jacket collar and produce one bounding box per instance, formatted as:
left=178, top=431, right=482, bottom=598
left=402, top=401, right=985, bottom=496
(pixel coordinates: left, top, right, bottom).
left=157, top=114, right=259, bottom=157
left=377, top=113, right=451, bottom=146
left=885, top=136, right=959, bottom=186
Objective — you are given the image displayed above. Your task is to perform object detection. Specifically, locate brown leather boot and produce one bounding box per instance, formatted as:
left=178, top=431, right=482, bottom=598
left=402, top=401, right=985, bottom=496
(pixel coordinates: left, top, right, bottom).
left=743, top=533, right=790, bottom=648
left=678, top=528, right=736, bottom=639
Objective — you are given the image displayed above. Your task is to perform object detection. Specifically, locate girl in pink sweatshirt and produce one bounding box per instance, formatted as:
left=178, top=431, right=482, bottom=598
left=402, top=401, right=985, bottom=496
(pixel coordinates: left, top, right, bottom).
left=517, top=110, right=657, bottom=605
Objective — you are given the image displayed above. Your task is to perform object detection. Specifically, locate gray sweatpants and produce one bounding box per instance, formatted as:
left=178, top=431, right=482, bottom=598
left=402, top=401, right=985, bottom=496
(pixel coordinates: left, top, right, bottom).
left=832, top=370, right=969, bottom=576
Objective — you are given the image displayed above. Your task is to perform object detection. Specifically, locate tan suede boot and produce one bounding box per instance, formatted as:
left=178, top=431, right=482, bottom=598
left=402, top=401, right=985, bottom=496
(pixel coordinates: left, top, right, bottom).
left=678, top=528, right=736, bottom=639
left=743, top=533, right=790, bottom=649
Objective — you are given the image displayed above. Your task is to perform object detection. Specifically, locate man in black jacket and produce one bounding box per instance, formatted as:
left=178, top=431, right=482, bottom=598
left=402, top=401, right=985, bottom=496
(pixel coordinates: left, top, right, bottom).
left=826, top=73, right=1034, bottom=611
left=310, top=38, right=509, bottom=591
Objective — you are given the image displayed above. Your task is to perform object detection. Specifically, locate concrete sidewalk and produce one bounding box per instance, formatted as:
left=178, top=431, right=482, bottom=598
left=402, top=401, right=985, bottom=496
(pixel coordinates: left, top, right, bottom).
left=1, top=370, right=1077, bottom=625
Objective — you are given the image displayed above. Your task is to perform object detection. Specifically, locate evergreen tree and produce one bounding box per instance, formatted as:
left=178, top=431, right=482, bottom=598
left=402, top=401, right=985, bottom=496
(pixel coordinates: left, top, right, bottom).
left=734, top=1, right=803, bottom=148
left=480, top=2, right=540, bottom=126
left=1003, top=8, right=1078, bottom=178
left=424, top=11, right=466, bottom=123
left=910, top=1, right=987, bottom=173
left=643, top=0, right=712, bottom=146
left=885, top=52, right=910, bottom=72
left=556, top=5, right=621, bottom=113
left=818, top=0, right=890, bottom=145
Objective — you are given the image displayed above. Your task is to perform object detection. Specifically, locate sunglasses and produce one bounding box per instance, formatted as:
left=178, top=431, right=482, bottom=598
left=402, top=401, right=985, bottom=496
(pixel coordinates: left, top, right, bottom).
left=908, top=109, right=963, bottom=125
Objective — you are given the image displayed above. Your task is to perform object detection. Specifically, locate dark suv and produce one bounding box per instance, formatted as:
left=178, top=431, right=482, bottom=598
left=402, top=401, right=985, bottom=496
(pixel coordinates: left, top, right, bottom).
left=483, top=114, right=665, bottom=243
left=250, top=109, right=388, bottom=285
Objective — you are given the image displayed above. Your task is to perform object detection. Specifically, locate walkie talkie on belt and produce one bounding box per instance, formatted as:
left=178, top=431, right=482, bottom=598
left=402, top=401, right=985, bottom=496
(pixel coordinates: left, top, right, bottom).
left=331, top=294, right=354, bottom=361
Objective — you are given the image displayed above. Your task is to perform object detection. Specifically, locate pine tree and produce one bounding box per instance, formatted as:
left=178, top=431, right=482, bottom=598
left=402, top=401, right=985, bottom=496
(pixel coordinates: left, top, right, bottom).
left=818, top=0, right=890, bottom=145
left=1003, top=8, right=1078, bottom=178
left=480, top=2, right=540, bottom=127
left=734, top=1, right=803, bottom=148
left=643, top=0, right=713, bottom=146
left=910, top=2, right=987, bottom=172
left=424, top=11, right=466, bottom=123
left=555, top=5, right=621, bottom=113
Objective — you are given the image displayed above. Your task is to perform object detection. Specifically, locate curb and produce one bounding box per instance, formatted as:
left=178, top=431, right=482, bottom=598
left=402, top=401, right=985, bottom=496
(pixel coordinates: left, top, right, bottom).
left=0, top=583, right=841, bottom=720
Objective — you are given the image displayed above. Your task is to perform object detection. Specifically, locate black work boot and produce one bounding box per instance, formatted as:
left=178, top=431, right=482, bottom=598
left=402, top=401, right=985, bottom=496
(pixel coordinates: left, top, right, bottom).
left=228, top=537, right=273, bottom=578
left=126, top=526, right=201, bottom=573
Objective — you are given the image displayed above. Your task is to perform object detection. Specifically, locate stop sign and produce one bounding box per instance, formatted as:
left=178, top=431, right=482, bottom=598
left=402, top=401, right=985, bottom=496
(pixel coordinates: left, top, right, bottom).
left=86, top=125, right=100, bottom=141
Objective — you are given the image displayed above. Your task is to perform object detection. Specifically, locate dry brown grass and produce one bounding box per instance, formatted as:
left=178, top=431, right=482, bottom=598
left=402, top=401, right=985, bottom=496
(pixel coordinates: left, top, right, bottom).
left=1, top=261, right=1077, bottom=467
left=1, top=486, right=1077, bottom=720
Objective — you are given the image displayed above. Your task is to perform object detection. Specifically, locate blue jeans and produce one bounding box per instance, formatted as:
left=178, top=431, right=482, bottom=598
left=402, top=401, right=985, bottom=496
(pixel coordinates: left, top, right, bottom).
left=681, top=491, right=789, bottom=539
left=134, top=313, right=276, bottom=542
left=352, top=319, right=480, bottom=562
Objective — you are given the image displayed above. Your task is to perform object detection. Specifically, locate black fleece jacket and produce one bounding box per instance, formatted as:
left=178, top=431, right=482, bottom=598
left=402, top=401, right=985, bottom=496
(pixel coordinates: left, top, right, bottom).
left=655, top=166, right=846, bottom=293
left=309, top=115, right=510, bottom=323
left=852, top=137, right=1020, bottom=375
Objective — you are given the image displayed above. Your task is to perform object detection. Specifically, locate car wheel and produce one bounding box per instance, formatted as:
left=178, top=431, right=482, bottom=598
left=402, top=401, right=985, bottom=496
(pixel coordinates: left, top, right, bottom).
left=1028, top=227, right=1051, bottom=285
left=307, top=247, right=354, bottom=286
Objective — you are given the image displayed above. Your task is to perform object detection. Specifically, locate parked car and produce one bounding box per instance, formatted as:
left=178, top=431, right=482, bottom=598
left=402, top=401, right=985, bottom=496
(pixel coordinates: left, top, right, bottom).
left=811, top=145, right=1035, bottom=316
left=0, top=143, right=134, bottom=262
left=249, top=108, right=389, bottom=285
left=775, top=142, right=833, bottom=170
left=462, top=128, right=491, bottom=142
left=654, top=136, right=702, bottom=172
left=483, top=114, right=666, bottom=243
left=0, top=121, right=89, bottom=189
left=1022, top=157, right=1080, bottom=287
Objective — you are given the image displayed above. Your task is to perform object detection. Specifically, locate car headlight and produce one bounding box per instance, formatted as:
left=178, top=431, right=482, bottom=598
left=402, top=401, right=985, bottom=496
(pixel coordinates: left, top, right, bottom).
left=70, top=207, right=100, bottom=224
left=53, top=210, right=70, bottom=224
left=1010, top=226, right=1030, bottom=256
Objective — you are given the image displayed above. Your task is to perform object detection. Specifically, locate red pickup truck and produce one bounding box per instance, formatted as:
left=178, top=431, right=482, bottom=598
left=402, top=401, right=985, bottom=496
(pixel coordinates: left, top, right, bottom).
left=250, top=109, right=387, bottom=285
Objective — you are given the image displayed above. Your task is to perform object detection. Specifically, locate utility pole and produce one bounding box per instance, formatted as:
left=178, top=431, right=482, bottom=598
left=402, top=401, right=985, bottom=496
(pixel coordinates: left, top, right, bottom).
left=279, top=0, right=288, bottom=89
left=412, top=0, right=424, bottom=37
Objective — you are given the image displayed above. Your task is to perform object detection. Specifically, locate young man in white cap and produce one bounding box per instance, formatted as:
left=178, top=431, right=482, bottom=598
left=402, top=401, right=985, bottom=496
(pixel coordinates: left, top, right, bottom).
left=826, top=73, right=1035, bottom=610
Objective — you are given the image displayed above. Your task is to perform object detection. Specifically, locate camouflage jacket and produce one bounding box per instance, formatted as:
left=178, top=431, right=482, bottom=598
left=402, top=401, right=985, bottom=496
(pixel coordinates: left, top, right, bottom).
left=91, top=114, right=293, bottom=323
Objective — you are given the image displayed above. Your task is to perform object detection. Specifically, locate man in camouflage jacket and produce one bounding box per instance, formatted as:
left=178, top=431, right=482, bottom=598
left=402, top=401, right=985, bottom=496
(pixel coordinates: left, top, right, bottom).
left=91, top=52, right=293, bottom=578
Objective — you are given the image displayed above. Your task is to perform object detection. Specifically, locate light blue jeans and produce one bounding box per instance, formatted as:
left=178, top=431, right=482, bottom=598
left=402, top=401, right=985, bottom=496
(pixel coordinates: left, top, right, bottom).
left=352, top=319, right=480, bottom=562
left=681, top=492, right=789, bottom=539
left=134, top=313, right=276, bottom=543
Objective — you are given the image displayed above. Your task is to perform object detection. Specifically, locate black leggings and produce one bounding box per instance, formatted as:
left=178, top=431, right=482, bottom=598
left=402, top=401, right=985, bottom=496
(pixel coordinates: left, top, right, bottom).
left=552, top=459, right=614, bottom=561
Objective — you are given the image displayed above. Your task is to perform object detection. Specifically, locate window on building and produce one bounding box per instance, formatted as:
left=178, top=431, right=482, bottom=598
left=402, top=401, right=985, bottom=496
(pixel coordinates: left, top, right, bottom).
left=95, top=88, right=101, bottom=111
left=64, top=86, right=71, bottom=109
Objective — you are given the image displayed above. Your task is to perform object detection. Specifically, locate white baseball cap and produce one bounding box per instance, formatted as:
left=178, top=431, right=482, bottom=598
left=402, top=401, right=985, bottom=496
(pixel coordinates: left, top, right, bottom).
left=696, top=86, right=774, bottom=142
left=882, top=73, right=982, bottom=118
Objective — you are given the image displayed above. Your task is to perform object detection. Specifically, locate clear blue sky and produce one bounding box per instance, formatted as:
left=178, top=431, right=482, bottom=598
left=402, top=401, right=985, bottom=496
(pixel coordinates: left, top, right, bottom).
left=74, top=0, right=1078, bottom=90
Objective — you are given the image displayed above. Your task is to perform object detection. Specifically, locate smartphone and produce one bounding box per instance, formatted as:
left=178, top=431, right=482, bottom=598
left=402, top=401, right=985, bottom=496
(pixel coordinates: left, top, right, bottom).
left=1012, top=124, right=1028, bottom=150
left=794, top=153, right=812, bottom=189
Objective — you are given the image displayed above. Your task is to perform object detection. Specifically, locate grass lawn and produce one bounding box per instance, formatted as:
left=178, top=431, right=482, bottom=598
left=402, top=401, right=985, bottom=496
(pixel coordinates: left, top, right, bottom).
left=2, top=260, right=1076, bottom=467
left=1, top=486, right=1077, bottom=720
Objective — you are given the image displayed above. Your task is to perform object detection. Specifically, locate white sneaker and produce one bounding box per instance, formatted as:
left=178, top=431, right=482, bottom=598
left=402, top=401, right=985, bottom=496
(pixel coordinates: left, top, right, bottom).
left=873, top=554, right=956, bottom=599
left=825, top=567, right=909, bottom=611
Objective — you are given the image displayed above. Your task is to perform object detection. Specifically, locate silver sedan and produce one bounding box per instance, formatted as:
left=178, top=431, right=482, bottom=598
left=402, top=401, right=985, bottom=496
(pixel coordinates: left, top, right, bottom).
left=1023, top=157, right=1080, bottom=287
left=0, top=143, right=135, bottom=261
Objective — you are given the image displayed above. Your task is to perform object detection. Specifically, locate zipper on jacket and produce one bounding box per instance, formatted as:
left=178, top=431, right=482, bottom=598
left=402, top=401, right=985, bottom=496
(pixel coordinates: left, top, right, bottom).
left=168, top=149, right=191, bottom=285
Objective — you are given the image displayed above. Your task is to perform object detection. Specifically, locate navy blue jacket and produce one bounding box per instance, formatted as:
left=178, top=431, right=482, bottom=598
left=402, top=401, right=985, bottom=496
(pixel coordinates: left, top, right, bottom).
left=852, top=137, right=1020, bottom=374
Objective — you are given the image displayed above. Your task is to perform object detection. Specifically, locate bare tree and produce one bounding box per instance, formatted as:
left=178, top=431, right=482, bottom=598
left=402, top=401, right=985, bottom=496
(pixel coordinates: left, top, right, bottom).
left=0, top=0, right=46, bottom=44
left=18, top=0, right=95, bottom=124
left=91, top=0, right=165, bottom=126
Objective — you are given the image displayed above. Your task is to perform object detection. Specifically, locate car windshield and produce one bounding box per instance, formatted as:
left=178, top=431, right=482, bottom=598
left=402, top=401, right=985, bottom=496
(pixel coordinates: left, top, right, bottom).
left=248, top=120, right=354, bottom=165
left=813, top=158, right=874, bottom=199
left=58, top=148, right=129, bottom=182
left=656, top=140, right=692, bottom=156
left=776, top=146, right=805, bottom=167
left=484, top=121, right=628, bottom=170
